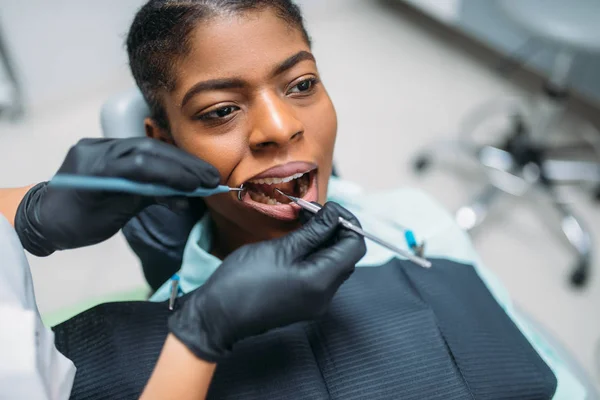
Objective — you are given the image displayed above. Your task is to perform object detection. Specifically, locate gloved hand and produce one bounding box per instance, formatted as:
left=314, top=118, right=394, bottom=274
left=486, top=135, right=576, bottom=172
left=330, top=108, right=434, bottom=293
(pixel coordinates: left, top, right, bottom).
left=15, top=138, right=219, bottom=256
left=169, top=202, right=367, bottom=362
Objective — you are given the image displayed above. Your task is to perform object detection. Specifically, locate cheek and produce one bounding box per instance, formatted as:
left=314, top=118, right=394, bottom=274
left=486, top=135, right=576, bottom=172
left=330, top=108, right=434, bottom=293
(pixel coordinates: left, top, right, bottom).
left=308, top=95, right=337, bottom=157
left=301, top=96, right=337, bottom=202
left=171, top=127, right=246, bottom=184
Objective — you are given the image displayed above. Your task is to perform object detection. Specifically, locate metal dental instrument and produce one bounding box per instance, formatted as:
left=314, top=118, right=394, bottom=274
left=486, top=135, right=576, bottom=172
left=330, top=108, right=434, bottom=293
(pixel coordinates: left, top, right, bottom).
left=404, top=229, right=425, bottom=257
left=275, top=189, right=432, bottom=269
left=237, top=184, right=245, bottom=201
left=340, top=197, right=426, bottom=257
left=169, top=274, right=180, bottom=311
left=49, top=174, right=243, bottom=197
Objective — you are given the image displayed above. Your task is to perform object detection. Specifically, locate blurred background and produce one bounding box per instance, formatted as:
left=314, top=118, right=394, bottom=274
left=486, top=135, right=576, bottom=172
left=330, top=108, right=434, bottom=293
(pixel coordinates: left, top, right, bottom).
left=1, top=0, right=599, bottom=394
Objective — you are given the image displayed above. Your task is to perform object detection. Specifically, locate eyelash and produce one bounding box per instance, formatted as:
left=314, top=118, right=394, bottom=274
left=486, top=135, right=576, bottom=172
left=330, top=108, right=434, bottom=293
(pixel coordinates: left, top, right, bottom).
left=287, top=77, right=319, bottom=96
left=196, top=105, right=240, bottom=122
left=195, top=77, right=320, bottom=123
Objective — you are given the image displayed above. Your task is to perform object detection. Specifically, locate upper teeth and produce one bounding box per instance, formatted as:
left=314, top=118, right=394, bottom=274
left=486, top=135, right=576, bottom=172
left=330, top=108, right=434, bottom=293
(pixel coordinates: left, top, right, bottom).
left=249, top=172, right=305, bottom=185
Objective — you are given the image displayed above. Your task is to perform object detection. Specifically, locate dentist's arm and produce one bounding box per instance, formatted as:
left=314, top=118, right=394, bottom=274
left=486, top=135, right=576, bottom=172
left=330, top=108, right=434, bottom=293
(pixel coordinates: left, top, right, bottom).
left=139, top=335, right=216, bottom=400
left=0, top=186, right=33, bottom=226
left=140, top=203, right=367, bottom=400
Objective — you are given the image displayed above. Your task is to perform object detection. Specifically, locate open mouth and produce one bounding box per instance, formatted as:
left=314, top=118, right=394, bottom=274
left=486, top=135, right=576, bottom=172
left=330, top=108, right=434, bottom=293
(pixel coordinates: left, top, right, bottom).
left=238, top=162, right=318, bottom=221
left=245, top=171, right=312, bottom=204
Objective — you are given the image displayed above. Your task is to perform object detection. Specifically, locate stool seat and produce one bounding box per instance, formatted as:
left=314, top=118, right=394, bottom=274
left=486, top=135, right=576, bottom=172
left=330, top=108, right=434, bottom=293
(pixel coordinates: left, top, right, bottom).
left=499, top=0, right=600, bottom=53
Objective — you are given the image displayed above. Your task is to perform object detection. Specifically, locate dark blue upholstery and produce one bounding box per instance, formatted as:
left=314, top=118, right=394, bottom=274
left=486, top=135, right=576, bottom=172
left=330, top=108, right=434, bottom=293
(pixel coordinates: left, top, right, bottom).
left=54, top=258, right=556, bottom=399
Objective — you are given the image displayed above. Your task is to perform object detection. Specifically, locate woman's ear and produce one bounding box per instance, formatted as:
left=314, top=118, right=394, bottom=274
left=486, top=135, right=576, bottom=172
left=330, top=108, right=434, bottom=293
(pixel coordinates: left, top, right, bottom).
left=144, top=117, right=174, bottom=145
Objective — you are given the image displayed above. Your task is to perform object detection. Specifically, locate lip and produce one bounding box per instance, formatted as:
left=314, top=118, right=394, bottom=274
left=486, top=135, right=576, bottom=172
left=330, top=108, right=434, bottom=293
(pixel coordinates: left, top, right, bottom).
left=246, top=161, right=317, bottom=181
left=238, top=163, right=319, bottom=221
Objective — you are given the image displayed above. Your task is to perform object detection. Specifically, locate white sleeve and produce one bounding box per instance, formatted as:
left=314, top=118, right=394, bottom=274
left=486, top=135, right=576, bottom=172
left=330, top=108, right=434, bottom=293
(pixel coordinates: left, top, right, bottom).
left=0, top=215, right=76, bottom=400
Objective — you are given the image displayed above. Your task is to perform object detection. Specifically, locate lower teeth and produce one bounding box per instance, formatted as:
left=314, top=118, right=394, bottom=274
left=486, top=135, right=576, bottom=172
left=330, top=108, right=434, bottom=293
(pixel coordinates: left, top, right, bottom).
left=248, top=173, right=311, bottom=205
left=250, top=191, right=282, bottom=205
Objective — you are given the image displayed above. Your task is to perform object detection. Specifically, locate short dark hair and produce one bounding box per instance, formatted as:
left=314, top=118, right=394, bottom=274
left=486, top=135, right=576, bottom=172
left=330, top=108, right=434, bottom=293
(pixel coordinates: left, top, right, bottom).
left=126, top=0, right=311, bottom=130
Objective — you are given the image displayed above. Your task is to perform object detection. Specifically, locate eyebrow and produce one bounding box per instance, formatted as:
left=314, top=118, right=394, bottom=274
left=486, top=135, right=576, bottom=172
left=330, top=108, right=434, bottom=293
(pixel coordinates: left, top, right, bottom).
left=270, top=50, right=316, bottom=78
left=181, top=78, right=247, bottom=108
left=180, top=51, right=316, bottom=108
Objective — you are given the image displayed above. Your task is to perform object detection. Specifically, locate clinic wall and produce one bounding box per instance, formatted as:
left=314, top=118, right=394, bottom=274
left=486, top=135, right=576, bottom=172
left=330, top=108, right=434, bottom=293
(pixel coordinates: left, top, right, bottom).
left=0, top=0, right=146, bottom=110
left=0, top=0, right=351, bottom=112
left=3, top=0, right=600, bottom=110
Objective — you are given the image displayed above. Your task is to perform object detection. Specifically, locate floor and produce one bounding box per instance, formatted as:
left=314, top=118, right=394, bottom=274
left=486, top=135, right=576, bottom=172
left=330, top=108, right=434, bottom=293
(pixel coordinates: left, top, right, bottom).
left=1, top=0, right=599, bottom=393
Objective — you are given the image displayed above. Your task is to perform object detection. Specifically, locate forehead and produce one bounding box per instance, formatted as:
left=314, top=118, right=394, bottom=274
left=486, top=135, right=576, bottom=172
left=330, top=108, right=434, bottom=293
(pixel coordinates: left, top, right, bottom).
left=174, top=10, right=311, bottom=89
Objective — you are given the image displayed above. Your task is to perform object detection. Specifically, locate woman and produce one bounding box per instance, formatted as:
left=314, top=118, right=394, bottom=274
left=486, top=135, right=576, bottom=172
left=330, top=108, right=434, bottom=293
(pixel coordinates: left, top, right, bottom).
left=121, top=0, right=562, bottom=397
left=128, top=0, right=336, bottom=253
left=5, top=0, right=580, bottom=398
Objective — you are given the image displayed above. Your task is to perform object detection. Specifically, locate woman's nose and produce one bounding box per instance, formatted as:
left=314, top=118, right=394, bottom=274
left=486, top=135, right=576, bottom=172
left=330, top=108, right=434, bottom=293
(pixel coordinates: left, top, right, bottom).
left=249, top=92, right=304, bottom=151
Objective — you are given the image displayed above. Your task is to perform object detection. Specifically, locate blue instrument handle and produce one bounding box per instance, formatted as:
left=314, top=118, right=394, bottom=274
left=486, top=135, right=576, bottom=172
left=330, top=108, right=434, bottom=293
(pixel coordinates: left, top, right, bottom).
left=404, top=230, right=418, bottom=249
left=49, top=174, right=231, bottom=197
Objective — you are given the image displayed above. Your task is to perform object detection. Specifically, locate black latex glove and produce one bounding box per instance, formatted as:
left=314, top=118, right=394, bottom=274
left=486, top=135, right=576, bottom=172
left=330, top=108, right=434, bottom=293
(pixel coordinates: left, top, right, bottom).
left=169, top=202, right=367, bottom=363
left=15, top=138, right=220, bottom=256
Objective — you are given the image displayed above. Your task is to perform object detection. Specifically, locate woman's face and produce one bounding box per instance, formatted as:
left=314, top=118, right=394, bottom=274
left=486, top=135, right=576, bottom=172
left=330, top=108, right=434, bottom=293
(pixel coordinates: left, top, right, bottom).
left=148, top=9, right=337, bottom=245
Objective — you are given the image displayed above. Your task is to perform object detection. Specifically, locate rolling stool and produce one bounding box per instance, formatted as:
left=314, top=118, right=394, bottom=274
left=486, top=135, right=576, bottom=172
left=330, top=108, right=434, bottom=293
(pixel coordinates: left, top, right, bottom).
left=414, top=0, right=600, bottom=287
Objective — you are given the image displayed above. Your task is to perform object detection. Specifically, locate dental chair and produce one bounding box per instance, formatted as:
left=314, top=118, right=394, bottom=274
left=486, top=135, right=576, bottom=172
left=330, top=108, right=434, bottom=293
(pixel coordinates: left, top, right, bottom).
left=100, top=86, right=599, bottom=398
left=413, top=0, right=600, bottom=287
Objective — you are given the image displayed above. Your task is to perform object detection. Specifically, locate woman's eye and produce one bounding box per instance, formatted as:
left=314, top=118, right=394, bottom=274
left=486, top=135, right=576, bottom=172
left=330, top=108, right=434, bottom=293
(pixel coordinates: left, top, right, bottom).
left=197, top=106, right=240, bottom=121
left=288, top=78, right=318, bottom=95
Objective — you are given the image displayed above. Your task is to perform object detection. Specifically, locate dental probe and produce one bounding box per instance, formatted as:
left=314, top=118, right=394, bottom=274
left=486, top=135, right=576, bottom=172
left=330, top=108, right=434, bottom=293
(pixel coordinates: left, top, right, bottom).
left=275, top=189, right=432, bottom=269
left=49, top=174, right=243, bottom=197
left=331, top=197, right=426, bottom=257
